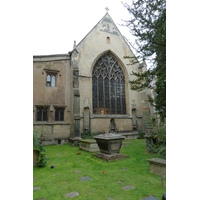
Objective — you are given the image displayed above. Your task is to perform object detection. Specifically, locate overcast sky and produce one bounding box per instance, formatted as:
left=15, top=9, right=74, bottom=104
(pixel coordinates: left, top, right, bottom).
left=32, top=0, right=133, bottom=55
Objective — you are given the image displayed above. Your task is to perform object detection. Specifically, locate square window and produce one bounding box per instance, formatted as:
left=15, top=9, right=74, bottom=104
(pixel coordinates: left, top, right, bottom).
left=36, top=107, right=48, bottom=122
left=46, top=74, right=56, bottom=87
left=55, top=108, right=64, bottom=121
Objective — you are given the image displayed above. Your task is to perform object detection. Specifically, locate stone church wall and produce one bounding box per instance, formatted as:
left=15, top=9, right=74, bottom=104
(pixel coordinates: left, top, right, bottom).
left=33, top=55, right=72, bottom=144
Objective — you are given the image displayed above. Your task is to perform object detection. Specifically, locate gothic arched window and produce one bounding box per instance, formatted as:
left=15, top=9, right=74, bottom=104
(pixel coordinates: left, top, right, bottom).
left=92, top=53, right=126, bottom=115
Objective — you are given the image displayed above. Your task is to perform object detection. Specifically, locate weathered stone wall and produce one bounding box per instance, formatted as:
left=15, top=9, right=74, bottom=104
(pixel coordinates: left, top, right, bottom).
left=33, top=55, right=72, bottom=142
left=90, top=117, right=133, bottom=133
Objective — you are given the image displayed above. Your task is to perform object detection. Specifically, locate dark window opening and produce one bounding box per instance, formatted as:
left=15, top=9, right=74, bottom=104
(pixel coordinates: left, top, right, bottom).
left=55, top=108, right=64, bottom=121
left=37, top=107, right=48, bottom=121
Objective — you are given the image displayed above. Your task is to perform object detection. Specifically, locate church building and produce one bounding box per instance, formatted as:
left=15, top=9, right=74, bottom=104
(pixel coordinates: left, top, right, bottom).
left=33, top=12, right=153, bottom=145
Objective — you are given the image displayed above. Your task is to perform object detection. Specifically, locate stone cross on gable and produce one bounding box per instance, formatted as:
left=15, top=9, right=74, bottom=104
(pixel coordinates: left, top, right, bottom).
left=105, top=7, right=109, bottom=12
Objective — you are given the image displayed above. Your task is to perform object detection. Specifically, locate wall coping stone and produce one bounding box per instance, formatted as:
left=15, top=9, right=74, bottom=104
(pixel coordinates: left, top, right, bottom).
left=147, top=158, right=166, bottom=166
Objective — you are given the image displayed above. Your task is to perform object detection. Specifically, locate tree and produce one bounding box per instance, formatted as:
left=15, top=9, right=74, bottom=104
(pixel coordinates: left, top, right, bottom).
left=123, top=0, right=166, bottom=121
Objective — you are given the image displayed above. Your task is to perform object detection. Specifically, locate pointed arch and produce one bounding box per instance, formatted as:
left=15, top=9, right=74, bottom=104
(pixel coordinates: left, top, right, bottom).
left=92, top=51, right=127, bottom=115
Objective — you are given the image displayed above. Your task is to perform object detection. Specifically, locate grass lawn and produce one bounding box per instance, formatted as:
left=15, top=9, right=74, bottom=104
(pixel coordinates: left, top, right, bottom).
left=33, top=139, right=166, bottom=200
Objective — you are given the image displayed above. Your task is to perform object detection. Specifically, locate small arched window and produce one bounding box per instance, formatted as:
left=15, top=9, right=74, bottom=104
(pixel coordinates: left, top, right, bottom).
left=46, top=74, right=56, bottom=87
left=92, top=53, right=126, bottom=115
left=106, top=36, right=110, bottom=44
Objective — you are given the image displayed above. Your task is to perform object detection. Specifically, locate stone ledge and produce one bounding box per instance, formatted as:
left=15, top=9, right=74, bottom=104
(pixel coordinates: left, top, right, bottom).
left=79, top=139, right=99, bottom=152
left=147, top=158, right=166, bottom=177
left=94, top=153, right=129, bottom=162
left=147, top=158, right=166, bottom=166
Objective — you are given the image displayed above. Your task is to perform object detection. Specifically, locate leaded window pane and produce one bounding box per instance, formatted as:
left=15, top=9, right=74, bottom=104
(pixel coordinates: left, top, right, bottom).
left=98, top=76, right=104, bottom=111
left=116, top=78, right=121, bottom=114
left=60, top=109, right=64, bottom=121
left=47, top=75, right=50, bottom=81
left=43, top=108, right=47, bottom=121
left=104, top=77, right=109, bottom=113
left=51, top=75, right=55, bottom=87
left=92, top=76, right=97, bottom=114
left=110, top=78, right=115, bottom=114
left=37, top=108, right=42, bottom=121
left=121, top=79, right=126, bottom=114
left=55, top=108, right=59, bottom=121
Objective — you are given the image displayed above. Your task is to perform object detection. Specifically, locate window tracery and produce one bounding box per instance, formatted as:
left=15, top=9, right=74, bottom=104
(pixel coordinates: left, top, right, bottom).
left=92, top=53, right=126, bottom=114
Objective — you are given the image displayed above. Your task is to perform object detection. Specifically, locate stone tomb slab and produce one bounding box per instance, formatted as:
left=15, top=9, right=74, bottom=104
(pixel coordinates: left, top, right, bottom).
left=95, top=153, right=129, bottom=162
left=142, top=196, right=159, bottom=200
left=79, top=139, right=100, bottom=152
left=65, top=192, right=79, bottom=198
left=33, top=186, right=41, bottom=191
left=75, top=170, right=82, bottom=174
left=123, top=185, right=134, bottom=190
left=80, top=176, right=92, bottom=182
left=147, top=158, right=166, bottom=177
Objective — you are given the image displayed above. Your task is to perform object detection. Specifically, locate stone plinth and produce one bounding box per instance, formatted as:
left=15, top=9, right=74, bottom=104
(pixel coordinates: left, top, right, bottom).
left=147, top=158, right=166, bottom=177
left=79, top=139, right=99, bottom=152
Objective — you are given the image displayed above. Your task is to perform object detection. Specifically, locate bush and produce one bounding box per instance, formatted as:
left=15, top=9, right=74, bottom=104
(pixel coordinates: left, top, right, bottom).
left=138, top=131, right=145, bottom=139
left=149, top=122, right=166, bottom=158
left=33, top=130, right=47, bottom=167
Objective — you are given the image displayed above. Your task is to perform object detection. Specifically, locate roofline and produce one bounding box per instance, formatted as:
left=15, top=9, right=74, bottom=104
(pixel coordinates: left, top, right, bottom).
left=76, top=12, right=137, bottom=59
left=33, top=54, right=70, bottom=62
left=76, top=12, right=108, bottom=48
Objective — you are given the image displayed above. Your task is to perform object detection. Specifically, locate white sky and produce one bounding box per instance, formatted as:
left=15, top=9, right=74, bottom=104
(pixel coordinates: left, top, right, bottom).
left=32, top=0, right=133, bottom=55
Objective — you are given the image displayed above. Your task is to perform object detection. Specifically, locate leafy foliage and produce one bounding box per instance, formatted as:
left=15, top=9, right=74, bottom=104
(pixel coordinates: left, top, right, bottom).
left=151, top=122, right=166, bottom=158
left=123, top=0, right=166, bottom=121
left=33, top=130, right=47, bottom=167
left=145, top=116, right=166, bottom=158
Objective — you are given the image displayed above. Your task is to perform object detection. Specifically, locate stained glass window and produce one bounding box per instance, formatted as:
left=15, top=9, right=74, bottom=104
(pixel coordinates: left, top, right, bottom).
left=92, top=53, right=126, bottom=114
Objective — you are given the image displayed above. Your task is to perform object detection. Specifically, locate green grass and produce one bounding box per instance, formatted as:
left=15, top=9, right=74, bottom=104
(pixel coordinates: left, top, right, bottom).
left=33, top=139, right=166, bottom=200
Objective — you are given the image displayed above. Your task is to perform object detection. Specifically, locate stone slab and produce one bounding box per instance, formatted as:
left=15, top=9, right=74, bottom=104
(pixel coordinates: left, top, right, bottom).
left=94, top=153, right=129, bottom=162
left=79, top=139, right=100, bottom=152
left=75, top=170, right=82, bottom=174
left=147, top=158, right=166, bottom=177
left=80, top=176, right=92, bottom=182
left=65, top=192, right=79, bottom=198
left=33, top=186, right=41, bottom=191
left=142, top=196, right=159, bottom=200
left=123, top=185, right=134, bottom=190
